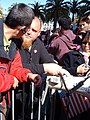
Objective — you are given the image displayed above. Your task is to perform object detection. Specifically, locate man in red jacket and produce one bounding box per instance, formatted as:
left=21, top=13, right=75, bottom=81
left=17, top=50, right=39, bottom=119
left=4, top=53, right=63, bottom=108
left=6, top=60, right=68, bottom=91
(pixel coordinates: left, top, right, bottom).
left=0, top=3, right=41, bottom=119
left=0, top=3, right=41, bottom=92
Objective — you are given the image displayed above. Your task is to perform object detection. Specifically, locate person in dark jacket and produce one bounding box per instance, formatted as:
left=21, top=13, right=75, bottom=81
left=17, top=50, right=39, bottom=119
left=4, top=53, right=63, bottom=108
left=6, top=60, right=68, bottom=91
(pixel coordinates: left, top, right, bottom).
left=0, top=4, right=42, bottom=120
left=56, top=30, right=90, bottom=120
left=15, top=16, right=70, bottom=120
left=61, top=30, right=90, bottom=76
left=59, top=31, right=90, bottom=120
left=18, top=16, right=69, bottom=76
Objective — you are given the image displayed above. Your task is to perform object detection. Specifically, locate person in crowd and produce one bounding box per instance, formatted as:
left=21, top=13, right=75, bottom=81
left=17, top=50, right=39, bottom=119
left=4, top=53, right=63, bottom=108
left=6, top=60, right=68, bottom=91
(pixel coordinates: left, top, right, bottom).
left=15, top=16, right=71, bottom=120
left=39, top=30, right=50, bottom=46
left=58, top=31, right=90, bottom=120
left=61, top=30, right=90, bottom=76
left=0, top=3, right=42, bottom=120
left=79, top=15, right=90, bottom=33
left=48, top=28, right=60, bottom=45
left=55, top=30, right=90, bottom=120
left=17, top=16, right=70, bottom=76
left=73, top=15, right=90, bottom=49
left=48, top=15, right=77, bottom=65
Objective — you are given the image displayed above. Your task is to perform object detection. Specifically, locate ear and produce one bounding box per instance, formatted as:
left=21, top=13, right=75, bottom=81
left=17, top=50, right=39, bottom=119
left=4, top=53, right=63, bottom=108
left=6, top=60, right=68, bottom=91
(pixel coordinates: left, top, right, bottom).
left=38, top=31, right=41, bottom=37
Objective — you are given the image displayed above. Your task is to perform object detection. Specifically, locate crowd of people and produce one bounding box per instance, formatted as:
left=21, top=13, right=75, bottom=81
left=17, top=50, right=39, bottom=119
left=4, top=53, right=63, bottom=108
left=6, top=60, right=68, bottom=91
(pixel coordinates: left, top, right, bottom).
left=0, top=2, right=90, bottom=120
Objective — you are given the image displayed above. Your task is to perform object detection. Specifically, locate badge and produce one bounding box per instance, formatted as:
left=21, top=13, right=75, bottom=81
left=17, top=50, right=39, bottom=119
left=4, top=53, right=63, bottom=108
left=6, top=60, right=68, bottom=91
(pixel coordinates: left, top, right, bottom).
left=34, top=49, right=37, bottom=53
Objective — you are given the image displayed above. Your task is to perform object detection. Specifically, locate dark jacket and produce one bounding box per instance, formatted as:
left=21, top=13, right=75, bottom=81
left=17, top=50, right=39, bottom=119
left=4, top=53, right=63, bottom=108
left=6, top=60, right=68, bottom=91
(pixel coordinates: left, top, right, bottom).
left=18, top=38, right=54, bottom=75
left=14, top=37, right=55, bottom=120
left=61, top=50, right=89, bottom=76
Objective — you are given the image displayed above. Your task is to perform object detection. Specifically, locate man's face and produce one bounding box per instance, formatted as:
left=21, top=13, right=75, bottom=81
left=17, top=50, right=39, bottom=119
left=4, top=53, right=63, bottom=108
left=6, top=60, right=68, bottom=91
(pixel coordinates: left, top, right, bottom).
left=12, top=26, right=28, bottom=39
left=82, top=37, right=90, bottom=53
left=22, top=17, right=41, bottom=49
left=79, top=21, right=89, bottom=32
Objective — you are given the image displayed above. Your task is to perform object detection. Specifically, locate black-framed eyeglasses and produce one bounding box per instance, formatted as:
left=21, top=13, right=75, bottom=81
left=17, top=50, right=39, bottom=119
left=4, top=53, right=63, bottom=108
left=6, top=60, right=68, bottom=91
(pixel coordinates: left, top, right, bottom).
left=21, top=27, right=27, bottom=34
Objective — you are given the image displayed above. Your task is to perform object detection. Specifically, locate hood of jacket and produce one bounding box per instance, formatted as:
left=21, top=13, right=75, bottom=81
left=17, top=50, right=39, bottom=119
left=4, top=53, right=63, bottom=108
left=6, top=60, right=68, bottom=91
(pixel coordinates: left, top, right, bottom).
left=60, top=30, right=77, bottom=49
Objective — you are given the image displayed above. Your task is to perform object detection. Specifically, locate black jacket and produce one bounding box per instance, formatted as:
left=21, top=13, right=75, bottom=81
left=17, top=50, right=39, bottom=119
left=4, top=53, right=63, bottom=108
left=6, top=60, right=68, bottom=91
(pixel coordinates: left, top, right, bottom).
left=61, top=50, right=90, bottom=76
left=18, top=38, right=54, bottom=75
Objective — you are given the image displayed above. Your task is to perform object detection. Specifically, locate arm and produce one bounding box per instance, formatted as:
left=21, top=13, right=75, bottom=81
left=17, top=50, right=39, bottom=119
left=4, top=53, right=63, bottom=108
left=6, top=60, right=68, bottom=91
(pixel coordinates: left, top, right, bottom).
left=0, top=72, right=18, bottom=92
left=10, top=51, right=41, bottom=86
left=43, top=63, right=70, bottom=76
left=21, top=39, right=55, bottom=75
left=47, top=37, right=59, bottom=55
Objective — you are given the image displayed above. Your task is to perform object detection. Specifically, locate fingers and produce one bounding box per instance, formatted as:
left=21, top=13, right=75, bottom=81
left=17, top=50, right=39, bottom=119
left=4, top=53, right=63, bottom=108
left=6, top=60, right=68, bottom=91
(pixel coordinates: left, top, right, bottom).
left=33, top=75, right=42, bottom=87
left=59, top=68, right=71, bottom=77
left=13, top=83, right=19, bottom=89
left=13, top=77, right=19, bottom=89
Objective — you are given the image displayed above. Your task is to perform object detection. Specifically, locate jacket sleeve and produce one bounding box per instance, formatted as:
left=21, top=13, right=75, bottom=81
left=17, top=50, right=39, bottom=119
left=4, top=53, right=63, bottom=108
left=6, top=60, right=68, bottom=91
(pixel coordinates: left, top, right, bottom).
left=23, top=40, right=55, bottom=75
left=23, top=63, right=44, bottom=75
left=48, top=37, right=59, bottom=55
left=0, top=72, right=14, bottom=92
left=10, top=50, right=31, bottom=82
left=61, top=53, right=77, bottom=76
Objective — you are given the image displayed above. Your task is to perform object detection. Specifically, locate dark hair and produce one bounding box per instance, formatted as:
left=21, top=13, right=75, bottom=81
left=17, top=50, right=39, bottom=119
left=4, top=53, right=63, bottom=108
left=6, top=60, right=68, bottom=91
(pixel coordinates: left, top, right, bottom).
left=58, top=16, right=71, bottom=30
left=5, top=3, right=34, bottom=28
left=82, top=30, right=90, bottom=43
left=80, top=16, right=90, bottom=24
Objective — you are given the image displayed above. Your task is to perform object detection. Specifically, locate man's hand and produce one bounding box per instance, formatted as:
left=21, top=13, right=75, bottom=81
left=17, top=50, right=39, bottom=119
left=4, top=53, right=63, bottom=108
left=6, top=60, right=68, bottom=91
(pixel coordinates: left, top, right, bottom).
left=77, top=64, right=89, bottom=74
left=27, top=73, right=42, bottom=87
left=43, top=63, right=70, bottom=76
left=13, top=77, right=19, bottom=89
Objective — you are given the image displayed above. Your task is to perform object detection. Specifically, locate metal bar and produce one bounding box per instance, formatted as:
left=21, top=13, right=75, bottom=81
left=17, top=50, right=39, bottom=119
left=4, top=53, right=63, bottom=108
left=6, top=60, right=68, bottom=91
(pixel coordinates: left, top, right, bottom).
left=12, top=90, right=14, bottom=120
left=31, top=82, right=34, bottom=120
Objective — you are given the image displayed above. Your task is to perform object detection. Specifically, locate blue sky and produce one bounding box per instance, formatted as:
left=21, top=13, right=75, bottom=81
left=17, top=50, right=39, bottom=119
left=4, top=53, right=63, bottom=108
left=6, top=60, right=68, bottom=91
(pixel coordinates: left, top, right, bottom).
left=0, top=0, right=70, bottom=14
left=0, top=0, right=46, bottom=14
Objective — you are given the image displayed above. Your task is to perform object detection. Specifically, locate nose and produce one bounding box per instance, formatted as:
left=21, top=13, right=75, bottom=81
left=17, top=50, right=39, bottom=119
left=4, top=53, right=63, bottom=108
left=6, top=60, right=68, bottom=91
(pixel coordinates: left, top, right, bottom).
left=85, top=43, right=90, bottom=47
left=25, top=29, right=31, bottom=36
left=82, top=25, right=84, bottom=28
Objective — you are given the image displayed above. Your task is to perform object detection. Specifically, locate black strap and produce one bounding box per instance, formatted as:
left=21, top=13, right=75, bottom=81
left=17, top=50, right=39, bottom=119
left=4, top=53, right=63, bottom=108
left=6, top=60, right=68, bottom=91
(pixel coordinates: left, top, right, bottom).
left=60, top=75, right=90, bottom=120
left=69, top=76, right=90, bottom=93
left=60, top=75, right=70, bottom=120
left=60, top=75, right=69, bottom=93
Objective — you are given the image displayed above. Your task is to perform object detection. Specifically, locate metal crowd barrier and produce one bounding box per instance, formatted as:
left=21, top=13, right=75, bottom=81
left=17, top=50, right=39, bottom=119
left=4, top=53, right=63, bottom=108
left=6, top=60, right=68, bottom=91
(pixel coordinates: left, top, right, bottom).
left=45, top=75, right=90, bottom=119
left=1, top=74, right=90, bottom=120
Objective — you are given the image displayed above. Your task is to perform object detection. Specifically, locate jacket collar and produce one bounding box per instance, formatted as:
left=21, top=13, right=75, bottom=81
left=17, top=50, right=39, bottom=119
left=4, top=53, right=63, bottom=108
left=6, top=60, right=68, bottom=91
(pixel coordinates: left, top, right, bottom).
left=0, top=20, right=17, bottom=60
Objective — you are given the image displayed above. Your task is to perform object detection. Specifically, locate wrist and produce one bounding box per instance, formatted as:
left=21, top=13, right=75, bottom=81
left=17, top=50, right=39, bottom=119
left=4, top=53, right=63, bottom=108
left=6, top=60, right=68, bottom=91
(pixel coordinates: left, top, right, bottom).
left=43, top=64, right=48, bottom=73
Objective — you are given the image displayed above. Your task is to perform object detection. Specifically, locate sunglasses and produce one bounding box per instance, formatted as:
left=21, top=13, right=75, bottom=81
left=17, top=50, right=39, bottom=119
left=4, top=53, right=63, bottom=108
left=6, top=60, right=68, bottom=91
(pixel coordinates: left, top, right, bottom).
left=21, top=28, right=27, bottom=34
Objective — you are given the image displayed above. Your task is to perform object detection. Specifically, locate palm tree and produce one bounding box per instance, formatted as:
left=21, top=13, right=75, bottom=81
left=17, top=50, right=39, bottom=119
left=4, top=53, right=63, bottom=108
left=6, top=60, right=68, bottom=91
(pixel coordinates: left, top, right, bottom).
left=45, top=0, right=69, bottom=29
left=78, top=1, right=90, bottom=18
left=29, top=2, right=45, bottom=22
left=66, top=0, right=90, bottom=22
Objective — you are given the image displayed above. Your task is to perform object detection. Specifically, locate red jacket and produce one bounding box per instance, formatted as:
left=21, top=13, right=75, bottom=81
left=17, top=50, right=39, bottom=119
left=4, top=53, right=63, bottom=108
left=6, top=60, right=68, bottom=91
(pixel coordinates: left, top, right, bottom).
left=0, top=20, right=31, bottom=93
left=0, top=50, right=31, bottom=92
